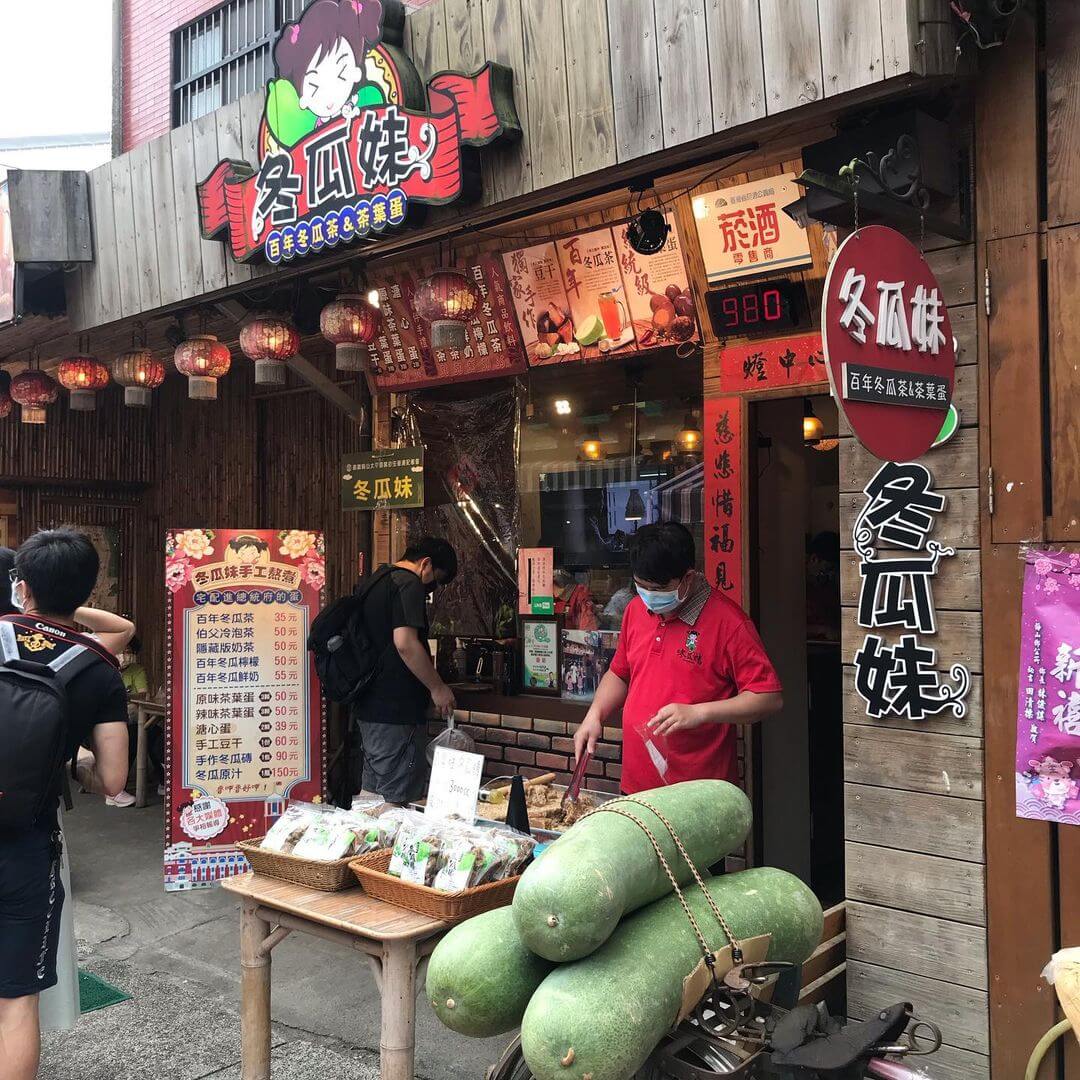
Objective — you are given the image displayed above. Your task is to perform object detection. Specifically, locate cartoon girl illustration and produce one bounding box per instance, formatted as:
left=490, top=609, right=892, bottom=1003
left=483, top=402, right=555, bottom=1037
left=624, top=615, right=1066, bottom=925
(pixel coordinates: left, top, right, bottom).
left=266, top=0, right=386, bottom=148
left=225, top=535, right=271, bottom=566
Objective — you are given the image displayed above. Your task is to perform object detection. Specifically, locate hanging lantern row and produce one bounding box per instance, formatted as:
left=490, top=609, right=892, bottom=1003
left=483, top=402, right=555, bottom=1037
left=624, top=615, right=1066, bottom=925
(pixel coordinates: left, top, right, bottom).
left=239, top=316, right=300, bottom=386
left=0, top=373, right=11, bottom=420
left=112, top=349, right=166, bottom=407
left=320, top=293, right=381, bottom=371
left=413, top=269, right=481, bottom=350
left=10, top=369, right=58, bottom=425
left=174, top=333, right=231, bottom=400
left=57, top=354, right=111, bottom=411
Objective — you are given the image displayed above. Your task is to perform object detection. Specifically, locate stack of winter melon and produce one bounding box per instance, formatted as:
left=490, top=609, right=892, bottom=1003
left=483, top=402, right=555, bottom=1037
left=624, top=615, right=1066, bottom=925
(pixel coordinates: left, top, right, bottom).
left=425, top=780, right=823, bottom=1080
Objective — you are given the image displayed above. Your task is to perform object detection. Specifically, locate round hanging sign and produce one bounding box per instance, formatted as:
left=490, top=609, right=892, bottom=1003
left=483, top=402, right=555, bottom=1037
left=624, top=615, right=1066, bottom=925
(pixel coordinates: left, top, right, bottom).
left=822, top=225, right=955, bottom=462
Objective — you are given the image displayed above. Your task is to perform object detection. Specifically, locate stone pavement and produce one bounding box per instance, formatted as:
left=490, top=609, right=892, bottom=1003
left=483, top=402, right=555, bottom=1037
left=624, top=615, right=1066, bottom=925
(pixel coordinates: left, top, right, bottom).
left=40, top=793, right=505, bottom=1080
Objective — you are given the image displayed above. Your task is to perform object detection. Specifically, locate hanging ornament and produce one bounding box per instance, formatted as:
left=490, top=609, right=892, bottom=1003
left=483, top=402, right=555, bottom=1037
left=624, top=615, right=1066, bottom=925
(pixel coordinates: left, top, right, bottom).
left=413, top=269, right=480, bottom=351
left=239, top=316, right=300, bottom=386
left=10, top=369, right=58, bottom=425
left=320, top=293, right=381, bottom=371
left=57, top=355, right=111, bottom=411
left=174, top=334, right=231, bottom=400
left=113, top=349, right=167, bottom=407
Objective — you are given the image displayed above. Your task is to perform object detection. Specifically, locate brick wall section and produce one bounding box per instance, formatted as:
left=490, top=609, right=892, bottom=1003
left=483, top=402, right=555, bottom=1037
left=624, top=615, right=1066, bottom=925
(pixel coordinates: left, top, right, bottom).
left=122, top=0, right=223, bottom=151
left=426, top=712, right=624, bottom=794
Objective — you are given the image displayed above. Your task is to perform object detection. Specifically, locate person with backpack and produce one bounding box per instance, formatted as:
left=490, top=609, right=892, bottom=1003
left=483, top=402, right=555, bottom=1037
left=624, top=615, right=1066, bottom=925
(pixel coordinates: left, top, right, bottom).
left=312, top=537, right=458, bottom=806
left=0, top=530, right=130, bottom=1080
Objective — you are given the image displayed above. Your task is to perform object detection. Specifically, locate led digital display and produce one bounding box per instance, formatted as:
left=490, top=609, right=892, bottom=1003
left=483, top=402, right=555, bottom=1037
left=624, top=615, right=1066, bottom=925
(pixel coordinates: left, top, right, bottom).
left=705, top=279, right=805, bottom=337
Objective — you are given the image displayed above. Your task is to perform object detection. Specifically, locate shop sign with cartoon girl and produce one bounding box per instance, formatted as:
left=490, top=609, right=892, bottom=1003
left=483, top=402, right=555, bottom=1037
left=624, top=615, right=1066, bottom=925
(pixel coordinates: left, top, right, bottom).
left=1016, top=548, right=1080, bottom=826
left=163, top=528, right=326, bottom=890
left=197, top=0, right=520, bottom=264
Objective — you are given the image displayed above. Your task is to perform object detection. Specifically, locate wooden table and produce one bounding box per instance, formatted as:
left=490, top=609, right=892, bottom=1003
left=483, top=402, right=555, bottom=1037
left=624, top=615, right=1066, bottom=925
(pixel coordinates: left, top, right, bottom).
left=221, top=872, right=446, bottom=1080
left=131, top=698, right=167, bottom=808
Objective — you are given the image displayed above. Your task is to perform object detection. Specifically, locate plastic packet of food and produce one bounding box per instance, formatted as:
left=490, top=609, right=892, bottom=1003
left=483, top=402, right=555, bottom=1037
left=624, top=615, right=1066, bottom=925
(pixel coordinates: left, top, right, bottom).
left=389, top=819, right=446, bottom=886
left=351, top=793, right=387, bottom=816
left=339, top=812, right=383, bottom=856
left=432, top=827, right=496, bottom=892
left=260, top=801, right=325, bottom=853
left=291, top=813, right=358, bottom=861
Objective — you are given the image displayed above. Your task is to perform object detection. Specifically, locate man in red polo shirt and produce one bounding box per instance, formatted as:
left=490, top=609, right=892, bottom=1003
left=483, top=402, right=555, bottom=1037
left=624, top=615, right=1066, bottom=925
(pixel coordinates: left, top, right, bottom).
left=573, top=522, right=781, bottom=793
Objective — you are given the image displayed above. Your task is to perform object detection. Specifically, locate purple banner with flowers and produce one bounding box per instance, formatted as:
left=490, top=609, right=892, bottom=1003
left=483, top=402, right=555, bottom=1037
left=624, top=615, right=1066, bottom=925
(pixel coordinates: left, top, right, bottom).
left=1016, top=549, right=1080, bottom=826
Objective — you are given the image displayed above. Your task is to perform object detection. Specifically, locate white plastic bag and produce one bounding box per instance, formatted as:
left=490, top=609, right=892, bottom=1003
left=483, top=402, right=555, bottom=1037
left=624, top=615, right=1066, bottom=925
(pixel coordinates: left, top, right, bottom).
left=425, top=711, right=475, bottom=764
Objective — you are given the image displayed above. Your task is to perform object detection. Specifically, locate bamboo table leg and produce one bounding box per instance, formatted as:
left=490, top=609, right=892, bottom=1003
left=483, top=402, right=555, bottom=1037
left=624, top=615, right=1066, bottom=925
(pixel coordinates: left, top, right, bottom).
left=379, top=939, right=417, bottom=1080
left=240, top=901, right=273, bottom=1080
left=135, top=707, right=149, bottom=808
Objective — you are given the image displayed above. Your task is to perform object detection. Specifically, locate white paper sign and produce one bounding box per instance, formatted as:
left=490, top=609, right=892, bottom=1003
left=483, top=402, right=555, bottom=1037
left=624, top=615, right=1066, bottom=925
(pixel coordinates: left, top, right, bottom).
left=425, top=747, right=485, bottom=822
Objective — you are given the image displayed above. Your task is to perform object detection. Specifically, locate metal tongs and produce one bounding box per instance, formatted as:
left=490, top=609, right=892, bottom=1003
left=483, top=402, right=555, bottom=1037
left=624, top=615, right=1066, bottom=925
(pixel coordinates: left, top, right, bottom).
left=562, top=750, right=592, bottom=807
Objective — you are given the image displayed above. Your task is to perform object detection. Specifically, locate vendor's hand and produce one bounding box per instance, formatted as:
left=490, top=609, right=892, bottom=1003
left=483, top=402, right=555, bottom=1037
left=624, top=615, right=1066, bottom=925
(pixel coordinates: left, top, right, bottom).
left=647, top=703, right=707, bottom=738
left=431, top=682, right=456, bottom=720
left=574, top=713, right=602, bottom=762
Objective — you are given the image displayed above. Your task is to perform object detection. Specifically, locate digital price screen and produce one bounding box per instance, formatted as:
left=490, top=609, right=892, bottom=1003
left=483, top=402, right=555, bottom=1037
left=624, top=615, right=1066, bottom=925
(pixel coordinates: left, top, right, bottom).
left=706, top=279, right=805, bottom=337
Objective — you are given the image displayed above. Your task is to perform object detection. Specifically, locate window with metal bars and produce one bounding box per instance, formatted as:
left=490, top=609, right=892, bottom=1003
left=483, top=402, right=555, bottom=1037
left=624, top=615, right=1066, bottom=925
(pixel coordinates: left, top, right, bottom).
left=172, top=0, right=311, bottom=127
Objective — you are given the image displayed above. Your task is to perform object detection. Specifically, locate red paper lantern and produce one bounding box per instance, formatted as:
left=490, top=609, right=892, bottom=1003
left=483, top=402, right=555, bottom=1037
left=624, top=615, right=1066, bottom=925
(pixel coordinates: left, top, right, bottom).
left=173, top=334, right=231, bottom=400
left=113, top=349, right=167, bottom=407
left=57, top=356, right=111, bottom=411
left=10, top=369, right=59, bottom=425
left=320, top=293, right=381, bottom=371
left=0, top=388, right=11, bottom=420
left=239, top=316, right=300, bottom=386
left=413, top=270, right=481, bottom=350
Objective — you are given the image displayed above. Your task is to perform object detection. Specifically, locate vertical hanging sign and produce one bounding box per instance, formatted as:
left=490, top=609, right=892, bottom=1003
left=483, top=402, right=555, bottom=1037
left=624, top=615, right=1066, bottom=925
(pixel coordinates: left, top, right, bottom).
left=1015, top=549, right=1080, bottom=825
left=163, top=529, right=325, bottom=891
left=703, top=397, right=744, bottom=607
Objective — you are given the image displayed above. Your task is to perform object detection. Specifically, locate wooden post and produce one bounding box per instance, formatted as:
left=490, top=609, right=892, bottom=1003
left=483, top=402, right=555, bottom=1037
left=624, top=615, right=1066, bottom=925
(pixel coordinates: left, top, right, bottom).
left=379, top=941, right=417, bottom=1080
left=239, top=901, right=273, bottom=1080
left=134, top=706, right=149, bottom=809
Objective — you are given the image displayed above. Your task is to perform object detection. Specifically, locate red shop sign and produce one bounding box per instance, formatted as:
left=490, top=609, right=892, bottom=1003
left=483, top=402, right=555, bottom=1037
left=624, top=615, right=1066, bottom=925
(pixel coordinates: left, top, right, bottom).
left=822, top=226, right=955, bottom=462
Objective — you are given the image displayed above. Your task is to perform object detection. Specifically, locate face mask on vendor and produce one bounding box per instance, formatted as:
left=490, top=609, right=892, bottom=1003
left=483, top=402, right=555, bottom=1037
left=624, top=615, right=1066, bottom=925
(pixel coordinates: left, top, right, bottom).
left=635, top=574, right=690, bottom=616
left=418, top=558, right=442, bottom=595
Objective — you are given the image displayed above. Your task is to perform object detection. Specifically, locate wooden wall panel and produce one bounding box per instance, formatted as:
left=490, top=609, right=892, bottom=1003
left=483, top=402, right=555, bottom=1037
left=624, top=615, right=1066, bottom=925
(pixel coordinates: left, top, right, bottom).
left=213, top=100, right=252, bottom=289
left=479, top=0, right=532, bottom=202
left=109, top=156, right=141, bottom=320
left=844, top=727, right=983, bottom=800
left=1047, top=225, right=1080, bottom=540
left=839, top=429, right=978, bottom=492
left=169, top=124, right=205, bottom=305
left=128, top=142, right=163, bottom=313
left=407, top=0, right=449, bottom=79
left=148, top=133, right=182, bottom=308
left=88, top=166, right=121, bottom=324
left=653, top=0, right=712, bottom=146
left=759, top=0, right=823, bottom=115
left=843, top=668, right=983, bottom=738
left=191, top=111, right=228, bottom=296
left=705, top=0, right=764, bottom=130
left=520, top=0, right=572, bottom=187
left=442, top=0, right=486, bottom=72
left=562, top=0, right=616, bottom=176
left=1045, top=0, right=1080, bottom=228
left=606, top=0, right=661, bottom=162
left=818, top=0, right=883, bottom=96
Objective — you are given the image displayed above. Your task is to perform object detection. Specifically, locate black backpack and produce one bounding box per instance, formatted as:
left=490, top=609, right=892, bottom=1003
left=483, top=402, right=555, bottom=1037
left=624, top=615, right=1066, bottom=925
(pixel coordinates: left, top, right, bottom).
left=0, top=617, right=108, bottom=830
left=308, top=566, right=396, bottom=705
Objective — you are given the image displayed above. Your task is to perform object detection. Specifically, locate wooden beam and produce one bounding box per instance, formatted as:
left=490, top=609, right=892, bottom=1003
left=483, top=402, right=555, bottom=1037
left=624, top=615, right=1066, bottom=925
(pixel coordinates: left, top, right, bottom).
left=215, top=301, right=366, bottom=426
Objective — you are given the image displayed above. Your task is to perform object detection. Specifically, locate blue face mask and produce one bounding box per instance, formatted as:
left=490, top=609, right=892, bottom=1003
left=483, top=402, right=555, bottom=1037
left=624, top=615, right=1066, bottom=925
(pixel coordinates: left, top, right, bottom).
left=636, top=582, right=682, bottom=615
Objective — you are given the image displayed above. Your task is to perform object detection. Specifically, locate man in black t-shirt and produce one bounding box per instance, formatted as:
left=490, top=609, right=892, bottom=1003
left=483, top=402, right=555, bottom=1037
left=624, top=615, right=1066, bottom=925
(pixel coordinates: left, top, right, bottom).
left=0, top=530, right=129, bottom=1080
left=351, top=537, right=458, bottom=804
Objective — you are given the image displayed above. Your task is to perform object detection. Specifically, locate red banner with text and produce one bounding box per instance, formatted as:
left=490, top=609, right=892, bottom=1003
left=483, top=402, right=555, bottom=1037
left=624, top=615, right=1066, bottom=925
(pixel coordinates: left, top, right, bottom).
left=704, top=398, right=744, bottom=607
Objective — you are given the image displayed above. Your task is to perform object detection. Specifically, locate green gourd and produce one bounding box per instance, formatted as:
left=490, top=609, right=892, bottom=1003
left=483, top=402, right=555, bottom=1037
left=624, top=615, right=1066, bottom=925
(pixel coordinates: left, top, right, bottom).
left=512, top=781, right=752, bottom=962
left=426, top=906, right=554, bottom=1037
left=521, top=867, right=824, bottom=1080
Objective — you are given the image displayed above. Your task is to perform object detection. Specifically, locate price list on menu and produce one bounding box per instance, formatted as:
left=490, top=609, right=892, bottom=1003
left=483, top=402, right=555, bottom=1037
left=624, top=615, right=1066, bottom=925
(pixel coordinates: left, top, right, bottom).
left=185, top=597, right=308, bottom=797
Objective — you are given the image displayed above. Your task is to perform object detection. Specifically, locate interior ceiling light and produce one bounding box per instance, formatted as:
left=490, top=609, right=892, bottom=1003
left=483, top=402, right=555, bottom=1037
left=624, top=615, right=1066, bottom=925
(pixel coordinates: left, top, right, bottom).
left=554, top=399, right=572, bottom=416
left=676, top=411, right=703, bottom=452
left=803, top=399, right=825, bottom=442
left=580, top=424, right=604, bottom=461
left=624, top=487, right=646, bottom=522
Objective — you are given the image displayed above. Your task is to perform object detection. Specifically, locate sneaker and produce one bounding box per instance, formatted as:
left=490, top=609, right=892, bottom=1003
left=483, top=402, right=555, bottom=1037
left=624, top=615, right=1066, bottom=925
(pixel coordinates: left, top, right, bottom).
left=105, top=790, right=136, bottom=808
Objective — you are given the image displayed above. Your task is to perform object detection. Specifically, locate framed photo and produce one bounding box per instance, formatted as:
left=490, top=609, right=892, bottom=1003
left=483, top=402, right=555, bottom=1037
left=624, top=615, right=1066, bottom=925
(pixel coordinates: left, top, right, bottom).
left=519, top=615, right=562, bottom=696
left=561, top=629, right=620, bottom=703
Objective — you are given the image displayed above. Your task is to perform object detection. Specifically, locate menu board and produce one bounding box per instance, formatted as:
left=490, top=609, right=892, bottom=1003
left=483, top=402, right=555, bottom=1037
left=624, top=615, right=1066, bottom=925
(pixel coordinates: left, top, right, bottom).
left=502, top=242, right=578, bottom=367
left=556, top=227, right=636, bottom=359
left=612, top=213, right=699, bottom=350
left=367, top=257, right=526, bottom=392
left=163, top=528, right=325, bottom=891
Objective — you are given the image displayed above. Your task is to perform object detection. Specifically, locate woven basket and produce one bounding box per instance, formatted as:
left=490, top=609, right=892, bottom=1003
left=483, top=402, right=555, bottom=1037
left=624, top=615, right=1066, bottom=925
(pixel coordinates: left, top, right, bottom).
left=349, top=849, right=519, bottom=923
left=237, top=838, right=359, bottom=892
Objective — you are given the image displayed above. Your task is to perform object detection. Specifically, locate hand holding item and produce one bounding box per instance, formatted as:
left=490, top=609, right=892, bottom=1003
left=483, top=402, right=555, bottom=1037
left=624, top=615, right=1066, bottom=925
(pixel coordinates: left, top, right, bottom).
left=573, top=713, right=602, bottom=762
left=647, top=702, right=707, bottom=738
left=431, top=681, right=457, bottom=720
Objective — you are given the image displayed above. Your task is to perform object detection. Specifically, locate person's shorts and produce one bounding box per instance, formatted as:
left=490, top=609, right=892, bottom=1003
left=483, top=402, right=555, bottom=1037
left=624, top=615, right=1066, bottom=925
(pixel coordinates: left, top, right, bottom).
left=357, top=721, right=429, bottom=804
left=0, top=827, right=65, bottom=998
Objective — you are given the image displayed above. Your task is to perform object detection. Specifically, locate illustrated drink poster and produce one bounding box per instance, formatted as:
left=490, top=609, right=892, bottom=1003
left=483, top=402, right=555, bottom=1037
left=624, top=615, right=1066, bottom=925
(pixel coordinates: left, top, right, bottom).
left=556, top=227, right=635, bottom=360
left=163, top=529, right=325, bottom=891
left=612, top=213, right=700, bottom=351
left=502, top=242, right=579, bottom=366
left=1015, top=549, right=1080, bottom=826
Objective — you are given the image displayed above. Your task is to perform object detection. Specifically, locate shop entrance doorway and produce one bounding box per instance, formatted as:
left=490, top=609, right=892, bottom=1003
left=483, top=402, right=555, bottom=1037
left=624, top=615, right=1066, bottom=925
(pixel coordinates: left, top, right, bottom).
left=748, top=393, right=843, bottom=906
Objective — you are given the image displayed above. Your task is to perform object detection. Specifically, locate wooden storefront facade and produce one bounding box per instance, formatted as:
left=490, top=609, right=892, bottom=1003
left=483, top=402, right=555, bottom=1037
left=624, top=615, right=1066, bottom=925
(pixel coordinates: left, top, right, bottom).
left=0, top=3, right=1074, bottom=1077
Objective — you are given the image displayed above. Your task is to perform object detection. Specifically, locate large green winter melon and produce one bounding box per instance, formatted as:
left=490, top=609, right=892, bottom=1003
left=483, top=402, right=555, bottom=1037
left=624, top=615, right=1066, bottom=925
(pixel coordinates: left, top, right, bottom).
left=521, top=867, right=823, bottom=1080
left=425, top=906, right=555, bottom=1037
left=512, top=781, right=752, bottom=962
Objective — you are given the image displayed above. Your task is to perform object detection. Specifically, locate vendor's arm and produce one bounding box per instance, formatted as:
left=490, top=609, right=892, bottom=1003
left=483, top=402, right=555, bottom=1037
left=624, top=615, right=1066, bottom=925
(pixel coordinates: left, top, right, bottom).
left=75, top=607, right=135, bottom=654
left=647, top=690, right=782, bottom=737
left=393, top=627, right=455, bottom=717
left=573, top=669, right=629, bottom=760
